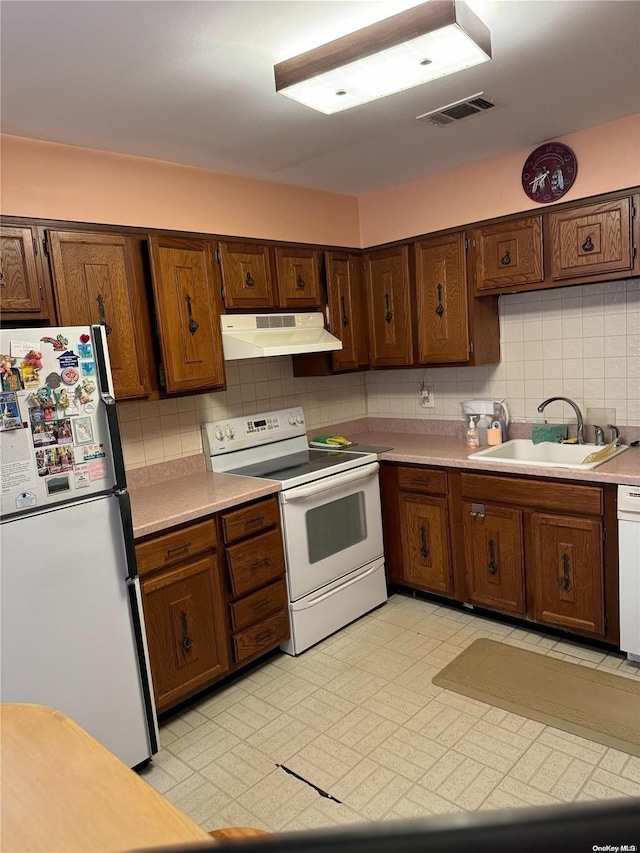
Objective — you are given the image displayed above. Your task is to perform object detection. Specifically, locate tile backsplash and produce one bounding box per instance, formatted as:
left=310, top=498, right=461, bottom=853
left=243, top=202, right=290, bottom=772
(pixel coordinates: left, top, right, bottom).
left=119, top=279, right=639, bottom=469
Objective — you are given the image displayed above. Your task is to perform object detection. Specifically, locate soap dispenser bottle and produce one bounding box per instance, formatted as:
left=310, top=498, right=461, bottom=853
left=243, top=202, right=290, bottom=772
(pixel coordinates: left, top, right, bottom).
left=466, top=416, right=479, bottom=449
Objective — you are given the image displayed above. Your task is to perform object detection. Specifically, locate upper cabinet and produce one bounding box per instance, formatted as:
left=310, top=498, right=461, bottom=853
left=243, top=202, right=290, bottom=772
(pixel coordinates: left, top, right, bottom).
left=274, top=246, right=322, bottom=308
left=325, top=251, right=369, bottom=372
left=365, top=245, right=413, bottom=368
left=48, top=230, right=152, bottom=400
left=218, top=241, right=275, bottom=309
left=148, top=235, right=225, bottom=394
left=472, top=216, right=544, bottom=294
left=0, top=224, right=52, bottom=321
left=549, top=197, right=634, bottom=281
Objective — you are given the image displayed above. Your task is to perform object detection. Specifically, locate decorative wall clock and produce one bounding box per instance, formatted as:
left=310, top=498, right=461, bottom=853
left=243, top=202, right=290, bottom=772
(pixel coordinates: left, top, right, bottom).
left=521, top=142, right=577, bottom=204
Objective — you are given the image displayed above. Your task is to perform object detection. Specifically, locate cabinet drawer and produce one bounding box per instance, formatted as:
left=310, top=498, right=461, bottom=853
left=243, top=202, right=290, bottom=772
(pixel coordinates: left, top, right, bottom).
left=229, top=579, right=288, bottom=632
left=460, top=473, right=602, bottom=516
left=136, top=520, right=217, bottom=576
left=226, top=528, right=285, bottom=597
left=233, top=610, right=289, bottom=664
left=398, top=466, right=448, bottom=495
left=221, top=497, right=280, bottom=544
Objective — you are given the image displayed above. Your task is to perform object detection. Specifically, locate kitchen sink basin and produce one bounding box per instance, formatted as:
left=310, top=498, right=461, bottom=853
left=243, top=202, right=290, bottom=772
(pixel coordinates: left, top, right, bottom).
left=470, top=439, right=629, bottom=470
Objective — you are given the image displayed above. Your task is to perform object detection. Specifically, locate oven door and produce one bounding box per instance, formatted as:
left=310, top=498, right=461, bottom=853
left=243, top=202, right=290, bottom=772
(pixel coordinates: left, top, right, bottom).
left=280, top=462, right=383, bottom=601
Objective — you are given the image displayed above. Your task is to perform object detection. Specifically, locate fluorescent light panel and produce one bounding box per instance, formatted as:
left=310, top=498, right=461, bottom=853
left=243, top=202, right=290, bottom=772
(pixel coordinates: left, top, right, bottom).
left=275, top=1, right=491, bottom=115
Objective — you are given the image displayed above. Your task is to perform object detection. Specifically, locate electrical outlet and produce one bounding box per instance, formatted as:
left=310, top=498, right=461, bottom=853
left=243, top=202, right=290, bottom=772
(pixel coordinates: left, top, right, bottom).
left=418, top=386, right=435, bottom=408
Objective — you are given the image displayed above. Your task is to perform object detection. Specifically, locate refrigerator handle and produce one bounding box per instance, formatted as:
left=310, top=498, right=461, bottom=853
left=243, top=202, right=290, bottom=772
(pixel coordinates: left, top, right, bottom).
left=116, top=490, right=139, bottom=581
left=92, top=324, right=128, bottom=491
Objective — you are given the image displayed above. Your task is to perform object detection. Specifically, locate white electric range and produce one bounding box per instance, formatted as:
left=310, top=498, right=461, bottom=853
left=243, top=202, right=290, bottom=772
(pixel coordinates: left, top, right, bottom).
left=202, top=407, right=387, bottom=654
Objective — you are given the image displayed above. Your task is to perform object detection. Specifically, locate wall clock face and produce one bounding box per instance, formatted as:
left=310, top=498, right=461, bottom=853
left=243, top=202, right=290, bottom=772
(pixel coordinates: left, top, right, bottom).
left=521, top=142, right=577, bottom=204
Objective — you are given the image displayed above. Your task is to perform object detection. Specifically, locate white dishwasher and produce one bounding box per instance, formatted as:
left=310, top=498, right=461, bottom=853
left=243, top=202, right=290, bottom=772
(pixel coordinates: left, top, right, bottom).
left=618, top=485, right=640, bottom=663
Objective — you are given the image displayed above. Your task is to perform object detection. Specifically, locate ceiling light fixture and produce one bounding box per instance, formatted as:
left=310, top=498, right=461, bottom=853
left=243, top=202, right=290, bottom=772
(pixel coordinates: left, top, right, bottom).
left=274, top=0, right=491, bottom=115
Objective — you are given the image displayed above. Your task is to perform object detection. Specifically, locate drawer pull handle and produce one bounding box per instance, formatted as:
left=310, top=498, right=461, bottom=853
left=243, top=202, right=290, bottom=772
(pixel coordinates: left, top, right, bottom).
left=581, top=235, right=594, bottom=252
left=185, top=294, right=199, bottom=336
left=166, top=542, right=191, bottom=557
left=419, top=525, right=429, bottom=560
left=245, top=515, right=265, bottom=528
left=180, top=611, right=194, bottom=652
left=384, top=292, right=393, bottom=324
left=410, top=477, right=428, bottom=485
left=96, top=294, right=112, bottom=337
left=296, top=274, right=306, bottom=290
left=253, top=599, right=272, bottom=613
left=246, top=271, right=256, bottom=288
left=557, top=553, right=572, bottom=592
left=341, top=295, right=349, bottom=327
left=487, top=539, right=498, bottom=575
left=500, top=250, right=511, bottom=266
left=251, top=556, right=271, bottom=571
left=256, top=630, right=275, bottom=644
left=435, top=283, right=444, bottom=317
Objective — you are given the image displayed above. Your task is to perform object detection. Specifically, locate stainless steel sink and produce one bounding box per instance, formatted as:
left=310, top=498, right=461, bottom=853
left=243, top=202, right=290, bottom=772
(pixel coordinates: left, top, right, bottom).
left=469, top=439, right=629, bottom=470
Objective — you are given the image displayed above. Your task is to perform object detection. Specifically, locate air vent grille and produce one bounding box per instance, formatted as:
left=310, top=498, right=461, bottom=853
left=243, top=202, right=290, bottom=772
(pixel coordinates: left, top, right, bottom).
left=256, top=315, right=296, bottom=329
left=417, top=92, right=498, bottom=128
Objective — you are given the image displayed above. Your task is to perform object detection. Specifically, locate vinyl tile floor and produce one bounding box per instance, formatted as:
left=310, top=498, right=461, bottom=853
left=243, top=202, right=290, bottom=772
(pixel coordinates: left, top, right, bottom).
left=140, top=594, right=640, bottom=833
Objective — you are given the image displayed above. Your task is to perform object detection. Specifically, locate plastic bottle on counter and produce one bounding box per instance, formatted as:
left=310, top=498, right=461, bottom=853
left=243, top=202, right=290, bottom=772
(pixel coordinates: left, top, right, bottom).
left=466, top=416, right=479, bottom=449
left=488, top=420, right=503, bottom=445
left=476, top=413, right=491, bottom=446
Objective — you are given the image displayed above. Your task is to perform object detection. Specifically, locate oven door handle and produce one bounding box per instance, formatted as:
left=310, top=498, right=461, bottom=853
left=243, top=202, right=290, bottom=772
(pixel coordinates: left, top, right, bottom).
left=281, top=462, right=379, bottom=503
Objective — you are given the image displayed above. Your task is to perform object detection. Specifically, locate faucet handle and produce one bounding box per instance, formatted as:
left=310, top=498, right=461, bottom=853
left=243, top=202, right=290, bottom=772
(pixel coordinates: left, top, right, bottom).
left=607, top=424, right=620, bottom=445
left=593, top=425, right=605, bottom=446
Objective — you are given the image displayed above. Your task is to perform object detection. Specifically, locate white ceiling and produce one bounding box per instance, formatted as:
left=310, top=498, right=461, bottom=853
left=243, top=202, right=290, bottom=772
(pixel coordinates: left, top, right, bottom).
left=1, top=0, right=639, bottom=196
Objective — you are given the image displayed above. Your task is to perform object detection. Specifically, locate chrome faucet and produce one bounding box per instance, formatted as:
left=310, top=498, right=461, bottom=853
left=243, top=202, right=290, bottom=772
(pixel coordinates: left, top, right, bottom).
left=537, top=397, right=585, bottom=444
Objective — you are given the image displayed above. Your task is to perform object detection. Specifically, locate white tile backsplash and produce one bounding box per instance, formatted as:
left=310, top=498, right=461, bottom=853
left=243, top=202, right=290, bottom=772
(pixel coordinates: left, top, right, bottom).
left=119, top=280, right=640, bottom=469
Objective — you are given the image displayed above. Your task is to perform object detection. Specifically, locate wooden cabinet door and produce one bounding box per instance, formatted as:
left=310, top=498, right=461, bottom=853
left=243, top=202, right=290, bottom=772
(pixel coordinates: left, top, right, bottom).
left=274, top=246, right=322, bottom=308
left=148, top=236, right=225, bottom=394
left=48, top=231, right=151, bottom=399
left=463, top=503, right=524, bottom=614
left=0, top=225, right=47, bottom=317
left=141, top=554, right=230, bottom=713
left=530, top=513, right=604, bottom=636
left=415, top=233, right=469, bottom=363
left=325, top=251, right=369, bottom=372
left=398, top=493, right=453, bottom=594
left=365, top=245, right=413, bottom=367
left=218, top=241, right=275, bottom=308
left=472, top=216, right=543, bottom=292
left=549, top=197, right=633, bottom=280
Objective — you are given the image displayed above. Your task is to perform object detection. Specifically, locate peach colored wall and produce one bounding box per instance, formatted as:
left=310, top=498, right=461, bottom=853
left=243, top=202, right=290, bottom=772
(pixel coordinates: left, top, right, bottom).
left=358, top=114, right=640, bottom=247
left=0, top=135, right=361, bottom=247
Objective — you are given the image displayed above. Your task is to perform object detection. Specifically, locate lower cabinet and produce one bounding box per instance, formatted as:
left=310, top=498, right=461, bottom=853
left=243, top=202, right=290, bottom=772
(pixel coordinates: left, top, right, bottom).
left=221, top=496, right=290, bottom=665
left=382, top=463, right=616, bottom=644
left=136, top=495, right=290, bottom=715
left=463, top=503, right=524, bottom=615
left=137, top=520, right=229, bottom=713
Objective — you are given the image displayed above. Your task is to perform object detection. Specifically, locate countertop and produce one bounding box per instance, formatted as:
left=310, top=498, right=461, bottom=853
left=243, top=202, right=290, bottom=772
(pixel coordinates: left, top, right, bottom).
left=347, top=430, right=640, bottom=487
left=130, top=470, right=280, bottom=539
left=128, top=427, right=640, bottom=540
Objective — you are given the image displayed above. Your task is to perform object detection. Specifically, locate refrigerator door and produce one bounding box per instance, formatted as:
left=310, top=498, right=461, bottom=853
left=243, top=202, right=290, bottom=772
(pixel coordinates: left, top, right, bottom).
left=0, top=493, right=157, bottom=766
left=0, top=325, right=119, bottom=519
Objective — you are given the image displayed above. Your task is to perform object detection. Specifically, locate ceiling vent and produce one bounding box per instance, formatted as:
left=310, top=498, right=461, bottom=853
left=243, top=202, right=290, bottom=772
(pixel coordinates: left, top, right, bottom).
left=416, top=92, right=497, bottom=127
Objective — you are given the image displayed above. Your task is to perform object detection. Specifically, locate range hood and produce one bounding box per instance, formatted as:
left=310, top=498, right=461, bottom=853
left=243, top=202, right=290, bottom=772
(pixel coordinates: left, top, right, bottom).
left=221, top=313, right=342, bottom=360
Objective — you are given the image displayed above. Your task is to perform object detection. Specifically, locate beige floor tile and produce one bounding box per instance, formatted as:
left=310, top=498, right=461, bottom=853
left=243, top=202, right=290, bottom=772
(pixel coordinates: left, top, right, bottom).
left=411, top=615, right=463, bottom=642
left=285, top=733, right=364, bottom=791
left=323, top=668, right=389, bottom=705
left=199, top=741, right=275, bottom=798
left=551, top=640, right=607, bottom=664
left=369, top=728, right=448, bottom=782
left=139, top=761, right=183, bottom=795
left=338, top=764, right=413, bottom=819
left=535, top=728, right=608, bottom=764
left=281, top=798, right=367, bottom=831
left=451, top=721, right=531, bottom=773
left=275, top=650, right=351, bottom=688
left=204, top=799, right=270, bottom=834
left=251, top=672, right=319, bottom=711
left=583, top=768, right=640, bottom=798
left=621, top=756, right=640, bottom=783
left=490, top=776, right=563, bottom=807
left=323, top=708, right=398, bottom=756
left=599, top=748, right=632, bottom=775
left=344, top=615, right=408, bottom=647
left=318, top=633, right=384, bottom=666
left=195, top=683, right=251, bottom=719
left=149, top=748, right=197, bottom=785
left=239, top=768, right=319, bottom=831
left=361, top=681, right=428, bottom=724
left=246, top=713, right=319, bottom=763
left=178, top=707, right=210, bottom=729
left=382, top=631, right=443, bottom=661
left=390, top=784, right=462, bottom=817
left=435, top=689, right=491, bottom=718
left=354, top=646, right=416, bottom=679
left=210, top=695, right=282, bottom=740
left=158, top=727, right=178, bottom=748
left=391, top=659, right=444, bottom=698
left=405, top=700, right=477, bottom=747
left=181, top=731, right=241, bottom=772
left=286, top=688, right=356, bottom=732
left=167, top=720, right=228, bottom=763
left=166, top=776, right=233, bottom=828
left=418, top=752, right=503, bottom=810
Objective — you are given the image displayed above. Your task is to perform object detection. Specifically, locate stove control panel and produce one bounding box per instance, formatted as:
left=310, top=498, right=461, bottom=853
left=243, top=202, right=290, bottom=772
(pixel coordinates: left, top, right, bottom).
left=202, top=407, right=306, bottom=457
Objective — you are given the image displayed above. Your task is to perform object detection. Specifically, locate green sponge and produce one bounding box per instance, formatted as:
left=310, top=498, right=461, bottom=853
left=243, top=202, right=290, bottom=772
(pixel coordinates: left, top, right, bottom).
left=531, top=424, right=569, bottom=444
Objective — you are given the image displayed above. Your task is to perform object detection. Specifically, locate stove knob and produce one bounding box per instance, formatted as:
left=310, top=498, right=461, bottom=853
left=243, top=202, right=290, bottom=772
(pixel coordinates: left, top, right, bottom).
left=225, top=425, right=235, bottom=440
left=295, top=413, right=304, bottom=425
left=214, top=428, right=224, bottom=441
left=288, top=414, right=297, bottom=425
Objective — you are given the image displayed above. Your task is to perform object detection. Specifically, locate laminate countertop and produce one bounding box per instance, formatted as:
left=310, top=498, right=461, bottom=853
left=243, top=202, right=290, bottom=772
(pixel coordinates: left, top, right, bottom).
left=130, top=471, right=281, bottom=539
left=347, top=431, right=640, bottom=487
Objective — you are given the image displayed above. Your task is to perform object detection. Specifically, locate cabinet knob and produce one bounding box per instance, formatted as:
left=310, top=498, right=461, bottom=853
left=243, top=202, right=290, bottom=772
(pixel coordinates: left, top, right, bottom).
left=581, top=235, right=594, bottom=252
left=500, top=250, right=511, bottom=266
left=246, top=272, right=256, bottom=287
left=296, top=274, right=306, bottom=290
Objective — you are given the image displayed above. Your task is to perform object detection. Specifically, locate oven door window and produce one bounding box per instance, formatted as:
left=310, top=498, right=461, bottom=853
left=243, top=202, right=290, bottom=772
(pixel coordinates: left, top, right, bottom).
left=305, top=491, right=367, bottom=564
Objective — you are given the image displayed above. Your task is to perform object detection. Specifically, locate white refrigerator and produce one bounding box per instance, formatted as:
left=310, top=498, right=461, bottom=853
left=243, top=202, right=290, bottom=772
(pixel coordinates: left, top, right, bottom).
left=0, top=325, right=158, bottom=767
